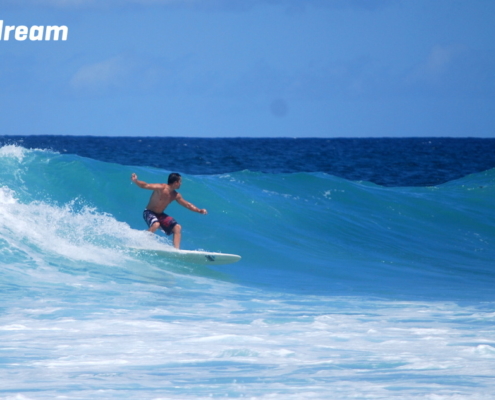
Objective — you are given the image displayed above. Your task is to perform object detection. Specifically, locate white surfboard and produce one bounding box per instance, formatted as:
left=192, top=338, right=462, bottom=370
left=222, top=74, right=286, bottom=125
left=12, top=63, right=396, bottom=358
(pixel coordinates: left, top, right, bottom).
left=131, top=247, right=241, bottom=265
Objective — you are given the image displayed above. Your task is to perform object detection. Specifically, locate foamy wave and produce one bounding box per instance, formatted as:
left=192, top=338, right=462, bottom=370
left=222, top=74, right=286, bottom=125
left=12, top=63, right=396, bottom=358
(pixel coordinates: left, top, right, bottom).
left=0, top=144, right=27, bottom=162
left=0, top=189, right=155, bottom=267
left=0, top=186, right=17, bottom=205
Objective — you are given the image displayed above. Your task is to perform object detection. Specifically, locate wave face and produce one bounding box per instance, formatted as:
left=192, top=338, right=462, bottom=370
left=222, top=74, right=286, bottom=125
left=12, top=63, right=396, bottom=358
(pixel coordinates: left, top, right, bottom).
left=1, top=144, right=495, bottom=399
left=2, top=144, right=493, bottom=299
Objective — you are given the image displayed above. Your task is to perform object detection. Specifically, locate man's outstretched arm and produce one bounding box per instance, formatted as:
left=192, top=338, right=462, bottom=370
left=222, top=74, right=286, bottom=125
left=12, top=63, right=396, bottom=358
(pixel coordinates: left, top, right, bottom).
left=131, top=173, right=163, bottom=190
left=176, top=193, right=207, bottom=214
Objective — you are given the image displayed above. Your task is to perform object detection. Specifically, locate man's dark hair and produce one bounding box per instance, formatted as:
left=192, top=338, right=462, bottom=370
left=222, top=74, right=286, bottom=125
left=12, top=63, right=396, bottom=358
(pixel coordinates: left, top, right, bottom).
left=168, top=172, right=182, bottom=185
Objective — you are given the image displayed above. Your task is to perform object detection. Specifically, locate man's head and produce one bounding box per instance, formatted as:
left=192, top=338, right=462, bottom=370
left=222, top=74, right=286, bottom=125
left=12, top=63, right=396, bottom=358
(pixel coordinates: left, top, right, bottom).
left=168, top=172, right=182, bottom=188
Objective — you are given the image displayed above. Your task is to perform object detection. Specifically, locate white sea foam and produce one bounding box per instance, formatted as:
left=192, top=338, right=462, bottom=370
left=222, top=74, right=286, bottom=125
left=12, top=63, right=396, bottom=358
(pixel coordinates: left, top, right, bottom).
left=0, top=186, right=174, bottom=274
left=0, top=186, right=17, bottom=204
left=0, top=144, right=27, bottom=162
left=0, top=276, right=493, bottom=399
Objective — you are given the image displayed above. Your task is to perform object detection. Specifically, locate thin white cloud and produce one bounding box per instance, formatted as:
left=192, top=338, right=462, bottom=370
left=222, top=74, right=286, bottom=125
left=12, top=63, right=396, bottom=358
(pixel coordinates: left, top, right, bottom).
left=423, top=45, right=465, bottom=76
left=70, top=56, right=133, bottom=93
left=405, top=44, right=495, bottom=97
left=407, top=45, right=467, bottom=86
left=5, top=0, right=394, bottom=11
left=5, top=0, right=97, bottom=6
left=69, top=53, right=187, bottom=96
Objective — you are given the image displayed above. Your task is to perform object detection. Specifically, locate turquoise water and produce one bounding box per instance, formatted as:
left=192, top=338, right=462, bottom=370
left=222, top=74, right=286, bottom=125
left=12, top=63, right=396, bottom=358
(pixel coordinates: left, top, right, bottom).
left=0, top=144, right=494, bottom=399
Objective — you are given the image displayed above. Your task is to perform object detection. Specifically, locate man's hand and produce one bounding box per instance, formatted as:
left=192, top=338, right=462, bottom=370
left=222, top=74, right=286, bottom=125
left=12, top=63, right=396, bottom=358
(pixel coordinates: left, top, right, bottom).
left=199, top=209, right=208, bottom=215
left=131, top=173, right=138, bottom=183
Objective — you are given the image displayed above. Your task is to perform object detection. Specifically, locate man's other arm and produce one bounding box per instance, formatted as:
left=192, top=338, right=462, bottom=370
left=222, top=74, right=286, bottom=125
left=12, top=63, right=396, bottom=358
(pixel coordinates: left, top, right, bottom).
left=176, top=193, right=207, bottom=214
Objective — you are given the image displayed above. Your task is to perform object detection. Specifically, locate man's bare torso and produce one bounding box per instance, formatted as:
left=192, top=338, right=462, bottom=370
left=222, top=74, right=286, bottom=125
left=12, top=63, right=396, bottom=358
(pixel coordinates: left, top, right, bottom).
left=147, top=184, right=177, bottom=214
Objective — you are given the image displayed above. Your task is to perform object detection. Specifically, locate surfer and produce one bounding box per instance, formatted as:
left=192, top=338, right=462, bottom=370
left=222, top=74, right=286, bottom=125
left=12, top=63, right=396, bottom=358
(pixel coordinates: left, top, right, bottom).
left=131, top=172, right=207, bottom=249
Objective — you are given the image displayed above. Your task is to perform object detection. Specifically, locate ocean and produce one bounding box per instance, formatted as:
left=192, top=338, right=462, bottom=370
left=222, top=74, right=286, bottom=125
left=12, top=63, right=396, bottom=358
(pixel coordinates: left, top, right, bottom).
left=0, top=136, right=494, bottom=399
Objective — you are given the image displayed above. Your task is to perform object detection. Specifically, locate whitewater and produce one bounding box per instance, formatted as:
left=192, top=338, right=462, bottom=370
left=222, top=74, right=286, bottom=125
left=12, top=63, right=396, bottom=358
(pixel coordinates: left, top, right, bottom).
left=0, top=143, right=494, bottom=399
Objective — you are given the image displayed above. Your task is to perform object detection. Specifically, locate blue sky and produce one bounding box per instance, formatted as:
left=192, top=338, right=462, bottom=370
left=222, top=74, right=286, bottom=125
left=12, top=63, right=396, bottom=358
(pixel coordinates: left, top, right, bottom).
left=1, top=0, right=494, bottom=137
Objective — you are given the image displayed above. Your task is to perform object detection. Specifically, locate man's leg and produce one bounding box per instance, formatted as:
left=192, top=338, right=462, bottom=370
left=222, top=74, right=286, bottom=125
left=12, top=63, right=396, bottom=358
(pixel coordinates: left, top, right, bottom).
left=148, top=222, right=160, bottom=233
left=172, top=224, right=182, bottom=249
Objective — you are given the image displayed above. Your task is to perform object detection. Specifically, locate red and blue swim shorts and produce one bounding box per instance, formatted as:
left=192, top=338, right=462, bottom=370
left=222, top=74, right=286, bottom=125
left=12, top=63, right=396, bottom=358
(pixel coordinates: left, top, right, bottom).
left=143, top=209, right=178, bottom=235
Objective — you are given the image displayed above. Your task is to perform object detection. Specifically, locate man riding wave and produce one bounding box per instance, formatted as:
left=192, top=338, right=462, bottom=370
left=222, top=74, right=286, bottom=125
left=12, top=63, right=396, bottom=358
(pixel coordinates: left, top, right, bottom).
left=131, top=172, right=207, bottom=249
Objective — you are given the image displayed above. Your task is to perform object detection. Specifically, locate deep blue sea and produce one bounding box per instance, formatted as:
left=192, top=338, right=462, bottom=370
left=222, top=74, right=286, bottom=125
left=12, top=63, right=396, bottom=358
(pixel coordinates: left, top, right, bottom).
left=0, top=136, right=494, bottom=399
